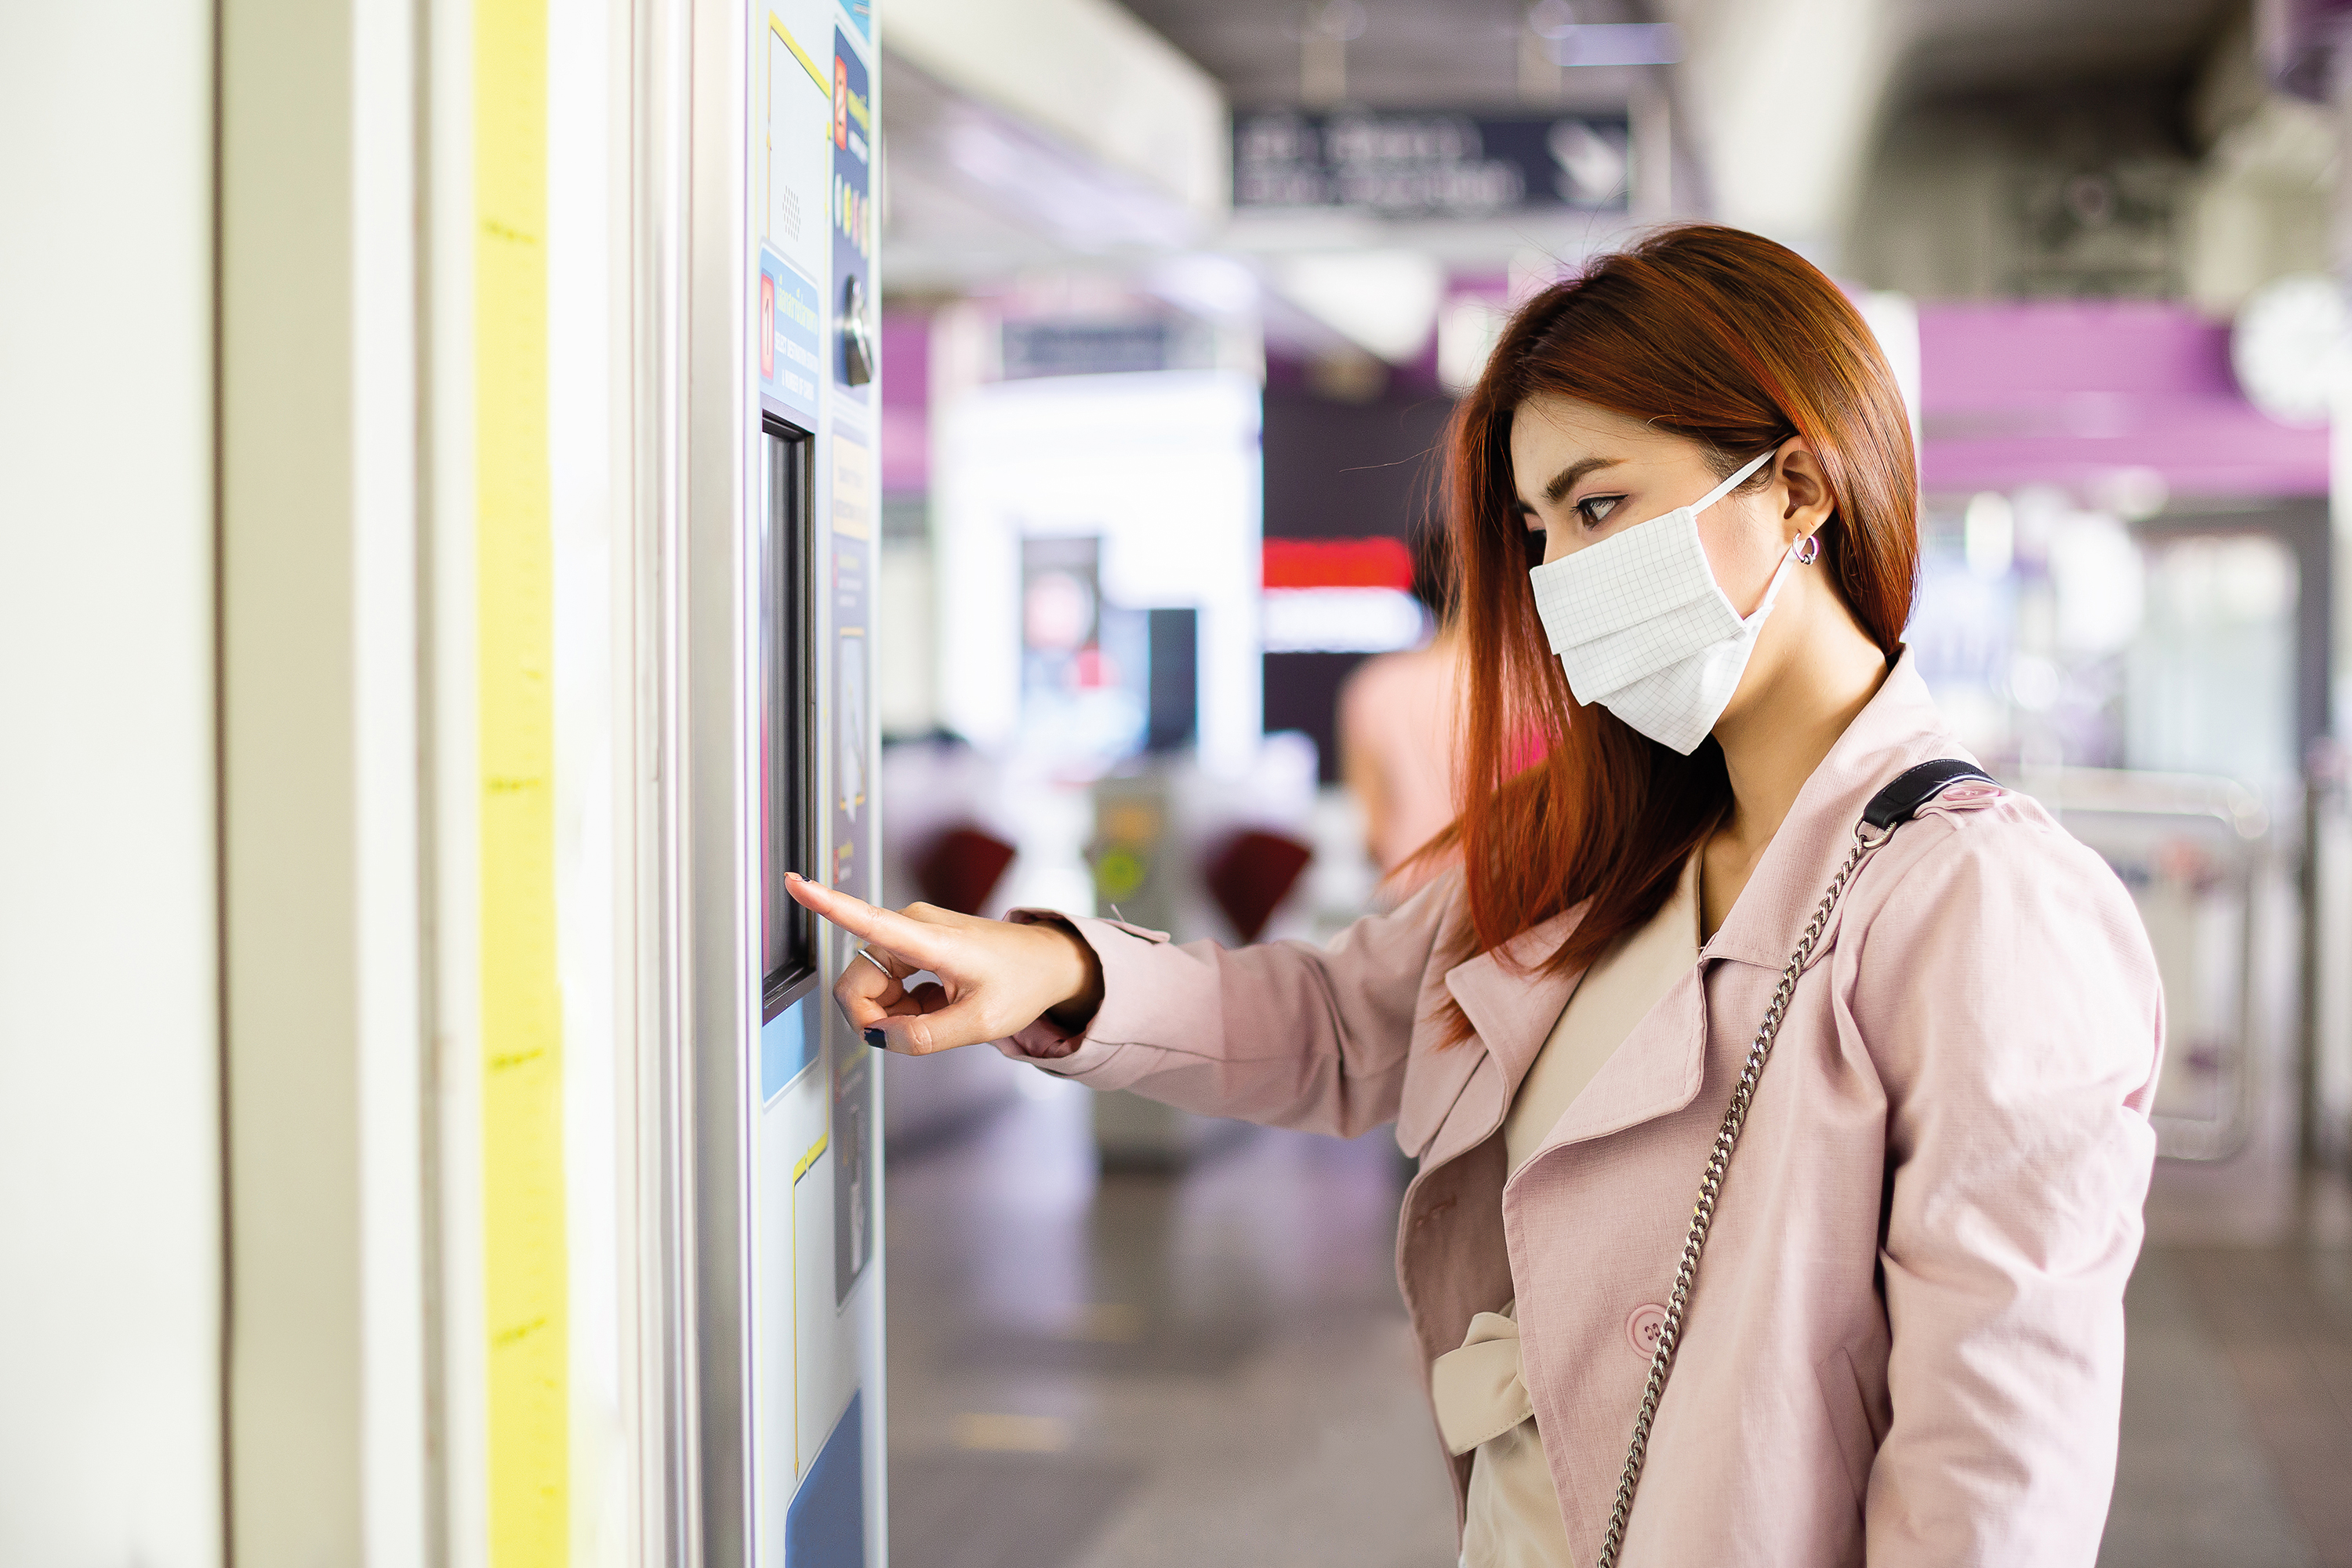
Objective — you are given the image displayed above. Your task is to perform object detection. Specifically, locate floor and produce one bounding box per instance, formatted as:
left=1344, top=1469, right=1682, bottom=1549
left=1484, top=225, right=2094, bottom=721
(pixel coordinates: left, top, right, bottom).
left=2107, top=1158, right=2352, bottom=1567
left=884, top=1065, right=2352, bottom=1568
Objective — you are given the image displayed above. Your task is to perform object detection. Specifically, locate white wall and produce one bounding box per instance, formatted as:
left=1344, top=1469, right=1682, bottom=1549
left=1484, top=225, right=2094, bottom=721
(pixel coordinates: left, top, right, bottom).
left=0, top=4, right=223, bottom=1565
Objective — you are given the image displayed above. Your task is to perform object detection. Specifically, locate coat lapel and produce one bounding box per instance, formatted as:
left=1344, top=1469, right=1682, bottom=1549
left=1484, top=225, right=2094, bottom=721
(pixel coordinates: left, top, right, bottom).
left=1522, top=964, right=1709, bottom=1162
left=1446, top=908, right=1588, bottom=1096
left=1415, top=909, right=1588, bottom=1166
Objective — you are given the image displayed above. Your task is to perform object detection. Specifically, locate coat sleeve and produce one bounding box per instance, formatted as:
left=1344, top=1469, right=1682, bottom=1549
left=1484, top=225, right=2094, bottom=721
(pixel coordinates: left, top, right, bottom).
left=1844, top=806, right=2162, bottom=1565
left=989, top=873, right=1460, bottom=1139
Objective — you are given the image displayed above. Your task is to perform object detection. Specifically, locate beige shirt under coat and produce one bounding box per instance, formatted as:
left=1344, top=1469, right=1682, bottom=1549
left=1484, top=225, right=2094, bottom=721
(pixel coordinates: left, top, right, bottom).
left=1435, top=851, right=1702, bottom=1568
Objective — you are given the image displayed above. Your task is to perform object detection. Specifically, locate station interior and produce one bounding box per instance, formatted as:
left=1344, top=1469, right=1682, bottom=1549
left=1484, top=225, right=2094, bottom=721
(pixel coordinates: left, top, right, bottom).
left=9, top=0, right=2352, bottom=1564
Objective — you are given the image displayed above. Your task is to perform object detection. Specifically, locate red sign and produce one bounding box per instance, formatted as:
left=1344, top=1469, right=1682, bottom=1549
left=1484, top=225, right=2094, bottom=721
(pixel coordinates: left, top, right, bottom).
left=1261, top=535, right=1415, bottom=590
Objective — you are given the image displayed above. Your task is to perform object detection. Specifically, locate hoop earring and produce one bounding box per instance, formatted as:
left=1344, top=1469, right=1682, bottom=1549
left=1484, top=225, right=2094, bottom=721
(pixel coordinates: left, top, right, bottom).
left=1792, top=534, right=1820, bottom=565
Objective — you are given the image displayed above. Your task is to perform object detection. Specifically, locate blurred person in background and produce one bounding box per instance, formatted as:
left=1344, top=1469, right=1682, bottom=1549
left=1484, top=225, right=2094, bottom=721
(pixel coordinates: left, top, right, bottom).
left=1339, top=519, right=1462, bottom=902
left=789, top=226, right=2163, bottom=1566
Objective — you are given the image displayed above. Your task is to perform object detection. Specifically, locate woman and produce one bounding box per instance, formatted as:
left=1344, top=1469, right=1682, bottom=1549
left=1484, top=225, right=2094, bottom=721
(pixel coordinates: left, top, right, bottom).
left=1340, top=519, right=1464, bottom=899
left=788, top=226, right=2162, bottom=1566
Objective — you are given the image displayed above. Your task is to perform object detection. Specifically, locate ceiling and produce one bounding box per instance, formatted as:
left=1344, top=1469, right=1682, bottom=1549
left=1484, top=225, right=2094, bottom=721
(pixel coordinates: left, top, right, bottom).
left=877, top=0, right=2256, bottom=300
left=1116, top=0, right=2241, bottom=114
left=883, top=51, right=1211, bottom=295
left=1119, top=0, right=1657, bottom=110
left=1115, top=0, right=2246, bottom=257
left=1887, top=0, right=2238, bottom=103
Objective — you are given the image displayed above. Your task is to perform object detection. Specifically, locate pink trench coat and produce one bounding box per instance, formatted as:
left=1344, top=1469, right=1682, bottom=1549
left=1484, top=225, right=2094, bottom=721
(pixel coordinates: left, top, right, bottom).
left=1002, top=655, right=2165, bottom=1566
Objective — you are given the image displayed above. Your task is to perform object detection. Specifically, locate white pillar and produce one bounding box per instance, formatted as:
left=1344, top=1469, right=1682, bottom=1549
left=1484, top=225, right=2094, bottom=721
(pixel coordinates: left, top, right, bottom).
left=0, top=6, right=224, bottom=1562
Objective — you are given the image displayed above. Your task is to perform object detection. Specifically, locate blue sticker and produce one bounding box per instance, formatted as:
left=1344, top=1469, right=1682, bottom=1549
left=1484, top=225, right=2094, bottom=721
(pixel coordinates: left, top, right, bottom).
left=761, top=996, right=817, bottom=1102
left=758, top=250, right=822, bottom=429
left=786, top=1391, right=866, bottom=1565
left=829, top=27, right=873, bottom=403
left=834, top=0, right=872, bottom=42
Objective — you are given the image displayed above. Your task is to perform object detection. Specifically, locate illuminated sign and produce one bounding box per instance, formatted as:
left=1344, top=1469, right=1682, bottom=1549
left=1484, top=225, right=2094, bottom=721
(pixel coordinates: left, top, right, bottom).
left=1234, top=110, right=1634, bottom=217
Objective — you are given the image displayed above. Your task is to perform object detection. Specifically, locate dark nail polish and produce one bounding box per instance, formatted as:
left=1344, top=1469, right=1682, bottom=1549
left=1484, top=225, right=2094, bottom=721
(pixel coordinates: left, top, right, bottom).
left=863, top=1028, right=887, bottom=1050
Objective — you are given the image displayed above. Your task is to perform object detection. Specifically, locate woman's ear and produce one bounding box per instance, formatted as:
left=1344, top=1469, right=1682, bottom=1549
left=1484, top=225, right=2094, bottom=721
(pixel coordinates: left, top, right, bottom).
left=1773, top=444, right=1836, bottom=544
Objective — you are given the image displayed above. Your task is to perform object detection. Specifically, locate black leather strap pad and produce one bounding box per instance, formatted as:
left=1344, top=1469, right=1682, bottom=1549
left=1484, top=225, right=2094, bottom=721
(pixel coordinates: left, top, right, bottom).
left=1861, top=758, right=1998, bottom=832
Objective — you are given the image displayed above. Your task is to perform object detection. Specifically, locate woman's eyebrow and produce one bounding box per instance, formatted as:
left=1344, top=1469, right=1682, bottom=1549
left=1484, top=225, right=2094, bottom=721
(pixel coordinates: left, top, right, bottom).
left=1543, top=455, right=1619, bottom=506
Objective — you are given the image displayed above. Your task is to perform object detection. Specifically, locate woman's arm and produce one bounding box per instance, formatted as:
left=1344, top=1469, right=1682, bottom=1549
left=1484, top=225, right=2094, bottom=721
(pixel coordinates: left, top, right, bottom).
left=1846, top=811, right=2162, bottom=1564
left=787, top=871, right=1457, bottom=1140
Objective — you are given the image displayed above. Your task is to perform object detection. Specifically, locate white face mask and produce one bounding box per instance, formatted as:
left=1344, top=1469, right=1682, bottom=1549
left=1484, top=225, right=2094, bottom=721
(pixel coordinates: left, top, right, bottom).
left=1527, top=446, right=1801, bottom=755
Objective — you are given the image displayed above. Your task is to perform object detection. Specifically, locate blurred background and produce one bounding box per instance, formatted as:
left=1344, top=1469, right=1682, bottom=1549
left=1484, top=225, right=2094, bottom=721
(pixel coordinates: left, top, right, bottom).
left=871, top=2, right=2352, bottom=1566
left=11, top=1, right=2352, bottom=1564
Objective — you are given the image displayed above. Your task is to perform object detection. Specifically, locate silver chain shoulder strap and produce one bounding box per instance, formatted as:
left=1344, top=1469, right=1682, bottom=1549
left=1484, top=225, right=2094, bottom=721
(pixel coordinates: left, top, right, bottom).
left=1593, top=759, right=1992, bottom=1567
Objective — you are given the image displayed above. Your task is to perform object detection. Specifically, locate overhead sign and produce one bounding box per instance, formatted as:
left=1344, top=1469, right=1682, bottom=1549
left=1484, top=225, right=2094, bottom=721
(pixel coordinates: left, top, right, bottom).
left=1233, top=110, right=1632, bottom=218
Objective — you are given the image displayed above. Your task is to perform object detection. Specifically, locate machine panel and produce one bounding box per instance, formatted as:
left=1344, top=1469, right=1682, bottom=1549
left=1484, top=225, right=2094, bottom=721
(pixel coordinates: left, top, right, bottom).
left=746, top=5, right=884, bottom=1564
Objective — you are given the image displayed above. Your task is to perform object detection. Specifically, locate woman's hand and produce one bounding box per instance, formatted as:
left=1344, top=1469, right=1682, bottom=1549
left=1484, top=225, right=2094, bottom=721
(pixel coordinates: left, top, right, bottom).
left=783, top=873, right=1105, bottom=1054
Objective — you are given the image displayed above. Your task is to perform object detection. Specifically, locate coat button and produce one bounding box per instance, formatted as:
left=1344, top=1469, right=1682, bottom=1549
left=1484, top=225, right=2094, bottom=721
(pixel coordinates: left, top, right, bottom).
left=1627, top=1304, right=1669, bottom=1358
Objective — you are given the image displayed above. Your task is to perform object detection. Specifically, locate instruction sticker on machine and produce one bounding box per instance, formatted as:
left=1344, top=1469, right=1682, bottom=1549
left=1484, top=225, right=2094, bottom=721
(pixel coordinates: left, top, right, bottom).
left=829, top=27, right=874, bottom=401
left=758, top=8, right=829, bottom=427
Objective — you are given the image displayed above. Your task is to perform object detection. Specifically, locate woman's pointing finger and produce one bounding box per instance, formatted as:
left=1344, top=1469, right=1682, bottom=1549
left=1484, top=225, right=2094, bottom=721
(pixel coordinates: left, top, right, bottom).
left=784, top=873, right=956, bottom=971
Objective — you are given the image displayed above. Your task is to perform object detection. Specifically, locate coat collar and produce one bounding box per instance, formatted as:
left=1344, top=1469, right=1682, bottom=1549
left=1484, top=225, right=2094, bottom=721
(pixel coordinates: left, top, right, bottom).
left=1699, top=649, right=1966, bottom=972
left=1420, top=651, right=1960, bottom=1171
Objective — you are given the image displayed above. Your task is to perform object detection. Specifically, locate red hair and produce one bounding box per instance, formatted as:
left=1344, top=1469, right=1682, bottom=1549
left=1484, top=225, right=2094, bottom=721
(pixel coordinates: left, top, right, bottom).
left=1428, top=225, right=1918, bottom=1033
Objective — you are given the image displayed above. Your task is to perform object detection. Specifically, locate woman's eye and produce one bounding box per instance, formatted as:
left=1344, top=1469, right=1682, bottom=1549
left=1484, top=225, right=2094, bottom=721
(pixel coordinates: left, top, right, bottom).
left=1576, top=495, right=1622, bottom=528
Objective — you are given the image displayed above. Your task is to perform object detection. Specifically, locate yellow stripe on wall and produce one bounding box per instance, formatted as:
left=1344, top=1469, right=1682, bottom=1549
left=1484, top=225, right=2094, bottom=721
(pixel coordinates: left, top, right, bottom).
left=475, top=1, right=566, bottom=1564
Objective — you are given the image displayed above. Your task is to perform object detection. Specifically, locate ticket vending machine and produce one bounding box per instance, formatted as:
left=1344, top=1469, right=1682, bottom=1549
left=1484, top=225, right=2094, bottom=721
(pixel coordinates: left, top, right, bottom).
left=691, top=4, right=882, bottom=1563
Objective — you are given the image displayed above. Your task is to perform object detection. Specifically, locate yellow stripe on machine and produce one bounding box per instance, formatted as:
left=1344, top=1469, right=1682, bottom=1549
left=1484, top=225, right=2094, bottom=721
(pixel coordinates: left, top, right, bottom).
left=475, top=1, right=566, bottom=1563
left=771, top=12, right=829, bottom=93
left=793, top=1129, right=831, bottom=1185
